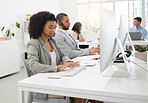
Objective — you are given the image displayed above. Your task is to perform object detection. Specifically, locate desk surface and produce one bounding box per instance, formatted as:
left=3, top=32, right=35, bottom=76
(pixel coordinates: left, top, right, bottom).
left=77, top=41, right=100, bottom=45
left=18, top=57, right=148, bottom=103
left=77, top=40, right=148, bottom=46
left=125, top=40, right=148, bottom=45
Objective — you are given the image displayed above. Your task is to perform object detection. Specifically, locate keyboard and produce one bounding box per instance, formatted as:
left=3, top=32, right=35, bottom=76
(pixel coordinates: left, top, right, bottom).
left=58, top=65, right=86, bottom=77
left=73, top=55, right=100, bottom=61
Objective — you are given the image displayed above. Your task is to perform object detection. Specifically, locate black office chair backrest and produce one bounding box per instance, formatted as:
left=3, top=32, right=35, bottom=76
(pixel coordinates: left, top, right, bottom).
left=23, top=59, right=32, bottom=77
left=23, top=59, right=31, bottom=77
left=22, top=53, right=70, bottom=103
left=22, top=52, right=32, bottom=77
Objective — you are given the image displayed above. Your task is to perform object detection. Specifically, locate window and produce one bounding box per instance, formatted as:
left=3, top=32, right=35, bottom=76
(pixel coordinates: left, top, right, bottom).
left=77, top=0, right=145, bottom=35
left=145, top=0, right=148, bottom=30
left=115, top=1, right=128, bottom=27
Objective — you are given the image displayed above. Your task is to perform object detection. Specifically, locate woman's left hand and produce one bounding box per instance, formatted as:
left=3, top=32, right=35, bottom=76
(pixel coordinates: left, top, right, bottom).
left=67, top=61, right=80, bottom=68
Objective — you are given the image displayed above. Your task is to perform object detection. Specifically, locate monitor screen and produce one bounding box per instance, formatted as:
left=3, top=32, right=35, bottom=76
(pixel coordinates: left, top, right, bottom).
left=100, top=8, right=118, bottom=73
left=118, top=15, right=129, bottom=44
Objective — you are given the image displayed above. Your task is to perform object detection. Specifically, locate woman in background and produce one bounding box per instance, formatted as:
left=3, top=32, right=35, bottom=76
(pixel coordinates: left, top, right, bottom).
left=72, top=22, right=85, bottom=42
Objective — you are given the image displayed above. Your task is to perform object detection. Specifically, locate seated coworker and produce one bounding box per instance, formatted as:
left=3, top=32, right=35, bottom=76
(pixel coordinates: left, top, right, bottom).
left=130, top=17, right=147, bottom=40
left=71, top=22, right=85, bottom=42
left=27, top=11, right=80, bottom=100
left=54, top=13, right=100, bottom=59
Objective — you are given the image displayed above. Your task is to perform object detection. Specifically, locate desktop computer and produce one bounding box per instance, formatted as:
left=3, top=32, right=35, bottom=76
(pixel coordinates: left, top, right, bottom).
left=118, top=15, right=129, bottom=44
left=100, top=8, right=118, bottom=73
left=118, top=15, right=135, bottom=52
left=100, top=8, right=132, bottom=77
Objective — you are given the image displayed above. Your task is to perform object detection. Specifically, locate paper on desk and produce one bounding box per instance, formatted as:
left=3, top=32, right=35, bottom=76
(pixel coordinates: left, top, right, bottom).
left=83, top=61, right=96, bottom=66
left=72, top=60, right=99, bottom=67
left=72, top=55, right=100, bottom=66
left=46, top=73, right=62, bottom=79
left=73, top=55, right=100, bottom=61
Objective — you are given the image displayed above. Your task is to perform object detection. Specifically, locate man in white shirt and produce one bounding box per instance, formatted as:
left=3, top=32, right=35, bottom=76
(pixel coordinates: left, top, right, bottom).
left=54, top=13, right=100, bottom=59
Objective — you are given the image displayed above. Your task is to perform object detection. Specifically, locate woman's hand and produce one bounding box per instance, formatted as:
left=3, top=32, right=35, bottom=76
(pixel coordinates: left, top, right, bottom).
left=57, top=61, right=80, bottom=71
left=93, top=47, right=100, bottom=53
left=89, top=47, right=100, bottom=55
left=79, top=39, right=85, bottom=42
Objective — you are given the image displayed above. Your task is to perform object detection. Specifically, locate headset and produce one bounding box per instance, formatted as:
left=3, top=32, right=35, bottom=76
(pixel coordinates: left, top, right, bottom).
left=59, top=20, right=68, bottom=30
left=42, top=32, right=54, bottom=38
left=57, top=15, right=69, bottom=30
left=57, top=16, right=63, bottom=26
left=113, top=50, right=132, bottom=63
left=116, top=50, right=131, bottom=60
left=59, top=21, right=63, bottom=26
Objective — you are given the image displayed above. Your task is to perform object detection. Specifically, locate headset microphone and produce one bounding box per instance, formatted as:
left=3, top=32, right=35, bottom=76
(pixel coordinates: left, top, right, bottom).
left=42, top=32, right=53, bottom=38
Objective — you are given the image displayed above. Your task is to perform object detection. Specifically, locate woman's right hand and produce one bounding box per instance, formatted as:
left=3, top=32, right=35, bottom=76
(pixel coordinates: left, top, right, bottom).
left=89, top=47, right=100, bottom=55
left=57, top=61, right=80, bottom=71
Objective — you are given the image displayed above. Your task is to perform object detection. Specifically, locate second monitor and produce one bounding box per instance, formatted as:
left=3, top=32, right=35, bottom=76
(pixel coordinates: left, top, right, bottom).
left=100, top=8, right=132, bottom=77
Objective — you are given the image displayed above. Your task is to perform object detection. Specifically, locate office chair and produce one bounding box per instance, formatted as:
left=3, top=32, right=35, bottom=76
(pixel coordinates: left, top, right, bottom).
left=79, top=45, right=89, bottom=49
left=22, top=54, right=70, bottom=103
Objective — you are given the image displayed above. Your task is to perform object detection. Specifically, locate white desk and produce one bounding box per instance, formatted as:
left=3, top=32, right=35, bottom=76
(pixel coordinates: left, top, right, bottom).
left=18, top=57, right=148, bottom=103
left=77, top=40, right=148, bottom=49
left=77, top=41, right=100, bottom=48
left=125, top=40, right=148, bottom=45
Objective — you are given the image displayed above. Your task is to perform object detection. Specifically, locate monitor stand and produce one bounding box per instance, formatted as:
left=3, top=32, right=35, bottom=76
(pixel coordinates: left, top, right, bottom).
left=102, top=38, right=133, bottom=78
left=102, top=63, right=130, bottom=77
left=125, top=32, right=136, bottom=53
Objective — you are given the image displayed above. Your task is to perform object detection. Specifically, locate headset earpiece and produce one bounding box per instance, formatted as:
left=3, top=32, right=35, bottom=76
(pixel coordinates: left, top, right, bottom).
left=59, top=21, right=63, bottom=26
left=57, top=16, right=63, bottom=26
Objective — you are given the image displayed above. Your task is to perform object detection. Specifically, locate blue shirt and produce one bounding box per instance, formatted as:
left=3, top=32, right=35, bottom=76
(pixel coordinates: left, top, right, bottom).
left=130, top=26, right=147, bottom=39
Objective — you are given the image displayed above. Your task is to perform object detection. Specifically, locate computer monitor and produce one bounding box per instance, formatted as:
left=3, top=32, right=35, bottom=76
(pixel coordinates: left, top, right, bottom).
left=118, top=15, right=129, bottom=44
left=118, top=15, right=135, bottom=52
left=100, top=8, right=118, bottom=73
left=100, top=8, right=131, bottom=77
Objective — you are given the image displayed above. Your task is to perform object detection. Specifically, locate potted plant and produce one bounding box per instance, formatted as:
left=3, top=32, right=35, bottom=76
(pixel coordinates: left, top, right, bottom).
left=135, top=45, right=147, bottom=62
left=0, top=22, right=20, bottom=40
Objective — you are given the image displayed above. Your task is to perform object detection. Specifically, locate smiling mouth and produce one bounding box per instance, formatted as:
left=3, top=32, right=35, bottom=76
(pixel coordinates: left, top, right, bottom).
left=49, top=33, right=55, bottom=36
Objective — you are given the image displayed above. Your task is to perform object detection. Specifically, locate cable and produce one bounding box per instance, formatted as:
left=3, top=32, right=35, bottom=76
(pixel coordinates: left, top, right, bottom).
left=130, top=60, right=148, bottom=72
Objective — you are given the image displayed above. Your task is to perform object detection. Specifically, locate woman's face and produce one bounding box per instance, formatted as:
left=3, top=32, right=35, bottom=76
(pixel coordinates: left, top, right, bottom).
left=43, top=21, right=56, bottom=38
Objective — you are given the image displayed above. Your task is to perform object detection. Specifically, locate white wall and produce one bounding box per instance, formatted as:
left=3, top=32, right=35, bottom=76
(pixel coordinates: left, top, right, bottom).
left=0, top=0, right=61, bottom=26
left=0, top=0, right=61, bottom=67
left=0, top=0, right=78, bottom=67
left=0, top=0, right=77, bottom=42
left=58, top=0, right=77, bottom=29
